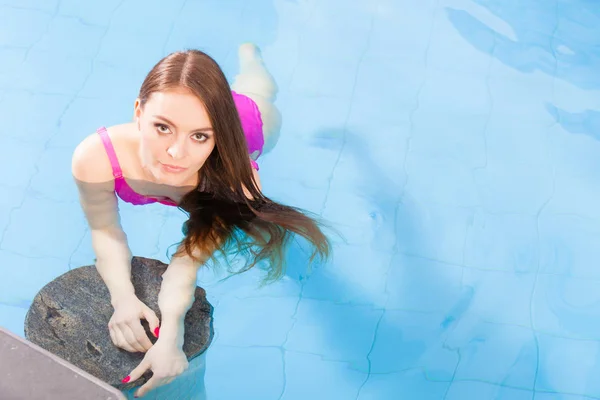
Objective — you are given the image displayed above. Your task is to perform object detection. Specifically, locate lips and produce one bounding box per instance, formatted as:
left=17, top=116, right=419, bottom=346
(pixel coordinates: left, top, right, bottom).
left=160, top=162, right=187, bottom=173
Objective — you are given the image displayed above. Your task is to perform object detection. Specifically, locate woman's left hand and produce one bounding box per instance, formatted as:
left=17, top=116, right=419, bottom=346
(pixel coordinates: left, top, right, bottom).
left=123, top=339, right=189, bottom=398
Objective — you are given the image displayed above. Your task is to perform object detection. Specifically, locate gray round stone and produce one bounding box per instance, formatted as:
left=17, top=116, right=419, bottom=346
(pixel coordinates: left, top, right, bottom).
left=24, top=256, right=214, bottom=391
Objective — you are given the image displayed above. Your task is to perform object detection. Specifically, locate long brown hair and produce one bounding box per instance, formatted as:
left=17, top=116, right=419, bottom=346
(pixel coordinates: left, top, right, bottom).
left=138, top=49, right=331, bottom=282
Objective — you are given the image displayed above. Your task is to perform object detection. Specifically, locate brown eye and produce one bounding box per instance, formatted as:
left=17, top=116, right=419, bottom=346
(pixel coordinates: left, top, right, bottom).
left=154, top=123, right=170, bottom=134
left=193, top=133, right=208, bottom=142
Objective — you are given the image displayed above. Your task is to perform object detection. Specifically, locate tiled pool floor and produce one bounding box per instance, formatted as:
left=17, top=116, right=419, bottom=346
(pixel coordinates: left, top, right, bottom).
left=1, top=0, right=600, bottom=399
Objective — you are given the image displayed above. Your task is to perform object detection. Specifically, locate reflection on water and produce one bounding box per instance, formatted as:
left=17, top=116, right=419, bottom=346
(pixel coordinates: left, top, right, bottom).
left=446, top=0, right=600, bottom=142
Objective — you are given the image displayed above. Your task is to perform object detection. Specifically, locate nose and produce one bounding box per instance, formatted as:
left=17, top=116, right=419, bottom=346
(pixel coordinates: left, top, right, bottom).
left=166, top=137, right=186, bottom=160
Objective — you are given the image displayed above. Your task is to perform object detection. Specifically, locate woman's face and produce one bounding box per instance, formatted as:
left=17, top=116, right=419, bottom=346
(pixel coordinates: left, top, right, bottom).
left=134, top=87, right=215, bottom=186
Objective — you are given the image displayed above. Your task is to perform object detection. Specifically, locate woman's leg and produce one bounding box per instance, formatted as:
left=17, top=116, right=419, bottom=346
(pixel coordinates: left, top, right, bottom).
left=231, top=43, right=282, bottom=155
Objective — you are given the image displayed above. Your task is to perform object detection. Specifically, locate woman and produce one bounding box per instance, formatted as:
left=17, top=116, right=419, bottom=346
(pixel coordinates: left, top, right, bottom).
left=71, top=43, right=330, bottom=398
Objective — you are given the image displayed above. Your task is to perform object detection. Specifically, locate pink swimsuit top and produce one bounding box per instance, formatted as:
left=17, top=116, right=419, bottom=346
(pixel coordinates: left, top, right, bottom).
left=97, top=91, right=264, bottom=207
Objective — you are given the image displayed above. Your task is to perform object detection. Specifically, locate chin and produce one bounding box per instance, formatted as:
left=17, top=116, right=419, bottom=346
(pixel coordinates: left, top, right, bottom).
left=155, top=170, right=186, bottom=184
left=156, top=167, right=196, bottom=186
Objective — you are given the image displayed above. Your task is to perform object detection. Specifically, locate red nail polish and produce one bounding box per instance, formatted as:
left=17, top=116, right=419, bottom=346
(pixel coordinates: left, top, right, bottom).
left=122, top=376, right=130, bottom=383
left=154, top=327, right=160, bottom=338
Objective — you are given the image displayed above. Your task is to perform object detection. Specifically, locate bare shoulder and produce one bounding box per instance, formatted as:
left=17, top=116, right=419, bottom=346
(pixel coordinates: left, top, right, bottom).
left=71, top=126, right=132, bottom=228
left=72, top=124, right=133, bottom=184
left=71, top=130, right=113, bottom=184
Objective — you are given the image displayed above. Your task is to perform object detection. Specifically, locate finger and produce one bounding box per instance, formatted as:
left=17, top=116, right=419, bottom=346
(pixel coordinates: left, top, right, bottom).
left=134, top=375, right=161, bottom=398
left=136, top=374, right=177, bottom=398
left=130, top=321, right=153, bottom=351
left=108, top=327, right=123, bottom=350
left=121, top=325, right=148, bottom=353
left=114, top=328, right=138, bottom=353
left=126, top=358, right=151, bottom=384
left=141, top=306, right=160, bottom=338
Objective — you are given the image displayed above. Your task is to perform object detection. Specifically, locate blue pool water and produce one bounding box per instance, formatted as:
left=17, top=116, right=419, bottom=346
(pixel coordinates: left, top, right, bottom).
left=1, top=0, right=600, bottom=398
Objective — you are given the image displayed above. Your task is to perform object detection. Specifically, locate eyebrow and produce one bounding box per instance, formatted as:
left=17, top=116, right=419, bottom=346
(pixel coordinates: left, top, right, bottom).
left=154, top=115, right=213, bottom=133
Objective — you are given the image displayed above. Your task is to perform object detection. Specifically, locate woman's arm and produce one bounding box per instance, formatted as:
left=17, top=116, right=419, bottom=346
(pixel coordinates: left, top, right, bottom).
left=155, top=251, right=202, bottom=347
left=128, top=164, right=260, bottom=396
left=157, top=167, right=259, bottom=342
left=125, top=249, right=202, bottom=397
left=72, top=134, right=159, bottom=352
left=159, top=163, right=260, bottom=334
left=72, top=135, right=136, bottom=304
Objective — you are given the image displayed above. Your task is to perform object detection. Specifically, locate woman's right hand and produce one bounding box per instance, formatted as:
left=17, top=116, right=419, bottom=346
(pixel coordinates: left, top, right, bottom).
left=108, top=294, right=161, bottom=353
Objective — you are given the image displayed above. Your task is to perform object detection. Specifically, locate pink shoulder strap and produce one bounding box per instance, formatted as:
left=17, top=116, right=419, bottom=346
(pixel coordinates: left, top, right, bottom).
left=96, top=127, right=123, bottom=179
